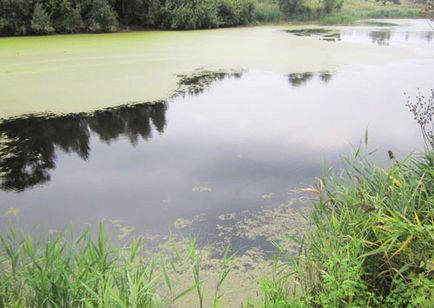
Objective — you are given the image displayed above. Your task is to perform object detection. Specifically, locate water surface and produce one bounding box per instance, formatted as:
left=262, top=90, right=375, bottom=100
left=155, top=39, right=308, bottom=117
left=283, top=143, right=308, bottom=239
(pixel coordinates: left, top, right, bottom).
left=0, top=23, right=416, bottom=117
left=0, top=20, right=433, bottom=253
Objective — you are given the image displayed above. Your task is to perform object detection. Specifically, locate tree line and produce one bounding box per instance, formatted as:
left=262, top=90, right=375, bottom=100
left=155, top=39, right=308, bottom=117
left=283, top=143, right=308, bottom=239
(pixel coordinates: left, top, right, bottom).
left=0, top=0, right=259, bottom=35
left=0, top=0, right=347, bottom=35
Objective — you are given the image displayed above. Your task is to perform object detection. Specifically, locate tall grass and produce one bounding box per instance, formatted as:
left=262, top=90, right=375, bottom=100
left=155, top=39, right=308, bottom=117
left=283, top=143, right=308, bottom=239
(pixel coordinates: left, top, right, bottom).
left=262, top=139, right=434, bottom=306
left=0, top=224, right=234, bottom=307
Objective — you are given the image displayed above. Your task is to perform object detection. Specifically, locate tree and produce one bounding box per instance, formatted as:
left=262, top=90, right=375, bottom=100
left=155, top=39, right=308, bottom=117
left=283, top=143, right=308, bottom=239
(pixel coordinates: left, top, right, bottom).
left=322, top=0, right=343, bottom=14
left=219, top=0, right=255, bottom=26
left=42, top=0, right=84, bottom=33
left=31, top=3, right=55, bottom=34
left=82, top=0, right=118, bottom=32
left=427, top=0, right=434, bottom=20
left=63, top=4, right=84, bottom=33
left=0, top=0, right=33, bottom=35
left=278, top=0, right=310, bottom=18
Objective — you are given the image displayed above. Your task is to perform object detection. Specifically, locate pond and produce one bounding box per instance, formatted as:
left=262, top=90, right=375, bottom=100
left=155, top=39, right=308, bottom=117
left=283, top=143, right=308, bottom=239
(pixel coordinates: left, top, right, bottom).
left=0, top=19, right=433, bottom=256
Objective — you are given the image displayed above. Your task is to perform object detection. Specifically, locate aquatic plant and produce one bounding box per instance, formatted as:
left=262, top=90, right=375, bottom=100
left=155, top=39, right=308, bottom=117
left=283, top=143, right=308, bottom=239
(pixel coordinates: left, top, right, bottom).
left=0, top=224, right=235, bottom=307
left=260, top=136, right=434, bottom=306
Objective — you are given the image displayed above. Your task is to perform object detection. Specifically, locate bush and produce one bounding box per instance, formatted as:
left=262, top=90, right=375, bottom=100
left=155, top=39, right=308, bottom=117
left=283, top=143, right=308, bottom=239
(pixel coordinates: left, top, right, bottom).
left=278, top=0, right=343, bottom=20
left=253, top=1, right=282, bottom=23
left=63, top=5, right=84, bottom=33
left=0, top=0, right=33, bottom=35
left=30, top=3, right=54, bottom=34
left=83, top=0, right=118, bottom=32
left=218, top=0, right=255, bottom=26
left=278, top=0, right=308, bottom=18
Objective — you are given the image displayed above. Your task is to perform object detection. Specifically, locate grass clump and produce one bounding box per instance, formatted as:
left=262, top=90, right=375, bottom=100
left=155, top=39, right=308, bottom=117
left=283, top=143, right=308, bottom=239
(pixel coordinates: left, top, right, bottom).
left=263, top=141, right=434, bottom=306
left=0, top=224, right=234, bottom=307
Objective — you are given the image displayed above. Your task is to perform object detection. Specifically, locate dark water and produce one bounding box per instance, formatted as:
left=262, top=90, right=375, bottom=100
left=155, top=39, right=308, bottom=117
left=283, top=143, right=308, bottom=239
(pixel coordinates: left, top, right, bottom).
left=1, top=24, right=433, bottom=248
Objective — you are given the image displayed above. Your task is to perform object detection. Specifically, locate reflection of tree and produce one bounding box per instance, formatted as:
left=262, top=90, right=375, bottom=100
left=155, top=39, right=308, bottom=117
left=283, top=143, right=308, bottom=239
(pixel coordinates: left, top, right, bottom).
left=0, top=70, right=242, bottom=192
left=175, top=70, right=243, bottom=96
left=0, top=101, right=168, bottom=192
left=319, top=71, right=333, bottom=83
left=288, top=72, right=314, bottom=87
left=288, top=71, right=334, bottom=87
left=370, top=30, right=391, bottom=46
left=423, top=31, right=433, bottom=42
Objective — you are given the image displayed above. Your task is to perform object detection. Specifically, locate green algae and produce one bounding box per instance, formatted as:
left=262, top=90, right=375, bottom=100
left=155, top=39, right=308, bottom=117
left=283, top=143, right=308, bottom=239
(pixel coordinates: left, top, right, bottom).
left=0, top=25, right=414, bottom=118
left=154, top=197, right=308, bottom=307
left=285, top=28, right=334, bottom=36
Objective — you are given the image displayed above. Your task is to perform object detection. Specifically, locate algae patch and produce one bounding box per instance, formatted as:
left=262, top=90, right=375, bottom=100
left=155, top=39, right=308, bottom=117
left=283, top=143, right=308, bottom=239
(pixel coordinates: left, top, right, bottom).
left=192, top=185, right=212, bottom=193
left=0, top=25, right=414, bottom=118
left=285, top=28, right=341, bottom=42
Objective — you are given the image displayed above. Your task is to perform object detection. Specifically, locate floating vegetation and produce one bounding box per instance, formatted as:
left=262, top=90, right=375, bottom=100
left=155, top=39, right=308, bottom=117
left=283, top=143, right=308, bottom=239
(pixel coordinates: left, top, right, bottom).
left=284, top=28, right=341, bottom=42
left=110, top=220, right=136, bottom=240
left=174, top=217, right=194, bottom=229
left=285, top=28, right=333, bottom=36
left=192, top=185, right=212, bottom=193
left=261, top=192, right=274, bottom=200
left=0, top=69, right=242, bottom=193
left=168, top=197, right=308, bottom=257
left=174, top=214, right=206, bottom=229
left=174, top=69, right=244, bottom=97
left=218, top=213, right=236, bottom=221
left=358, top=20, right=398, bottom=27
left=322, top=32, right=341, bottom=41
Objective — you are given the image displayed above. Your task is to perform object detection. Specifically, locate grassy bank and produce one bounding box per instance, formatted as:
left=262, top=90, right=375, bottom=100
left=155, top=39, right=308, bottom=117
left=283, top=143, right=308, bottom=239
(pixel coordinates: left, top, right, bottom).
left=1, top=146, right=433, bottom=306
left=263, top=143, right=434, bottom=306
left=0, top=0, right=427, bottom=35
left=0, top=224, right=240, bottom=307
left=319, top=0, right=425, bottom=24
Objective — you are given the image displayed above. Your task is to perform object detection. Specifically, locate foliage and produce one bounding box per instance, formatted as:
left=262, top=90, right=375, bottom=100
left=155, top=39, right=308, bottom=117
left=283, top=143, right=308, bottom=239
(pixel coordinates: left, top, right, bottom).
left=277, top=0, right=309, bottom=18
left=30, top=3, right=55, bottom=34
left=319, top=13, right=356, bottom=24
left=168, top=0, right=220, bottom=30
left=0, top=0, right=270, bottom=34
left=0, top=224, right=234, bottom=307
left=218, top=0, right=256, bottom=26
left=261, top=143, right=434, bottom=306
left=82, top=0, right=119, bottom=32
left=338, top=0, right=423, bottom=21
left=426, top=0, right=434, bottom=24
left=0, top=0, right=33, bottom=35
left=253, top=0, right=282, bottom=22
left=277, top=0, right=344, bottom=19
left=0, top=0, right=427, bottom=34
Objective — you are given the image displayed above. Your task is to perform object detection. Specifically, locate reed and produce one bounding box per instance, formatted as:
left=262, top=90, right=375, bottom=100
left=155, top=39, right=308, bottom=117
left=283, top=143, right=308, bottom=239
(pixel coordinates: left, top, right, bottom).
left=0, top=224, right=234, bottom=307
left=261, top=136, right=434, bottom=306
